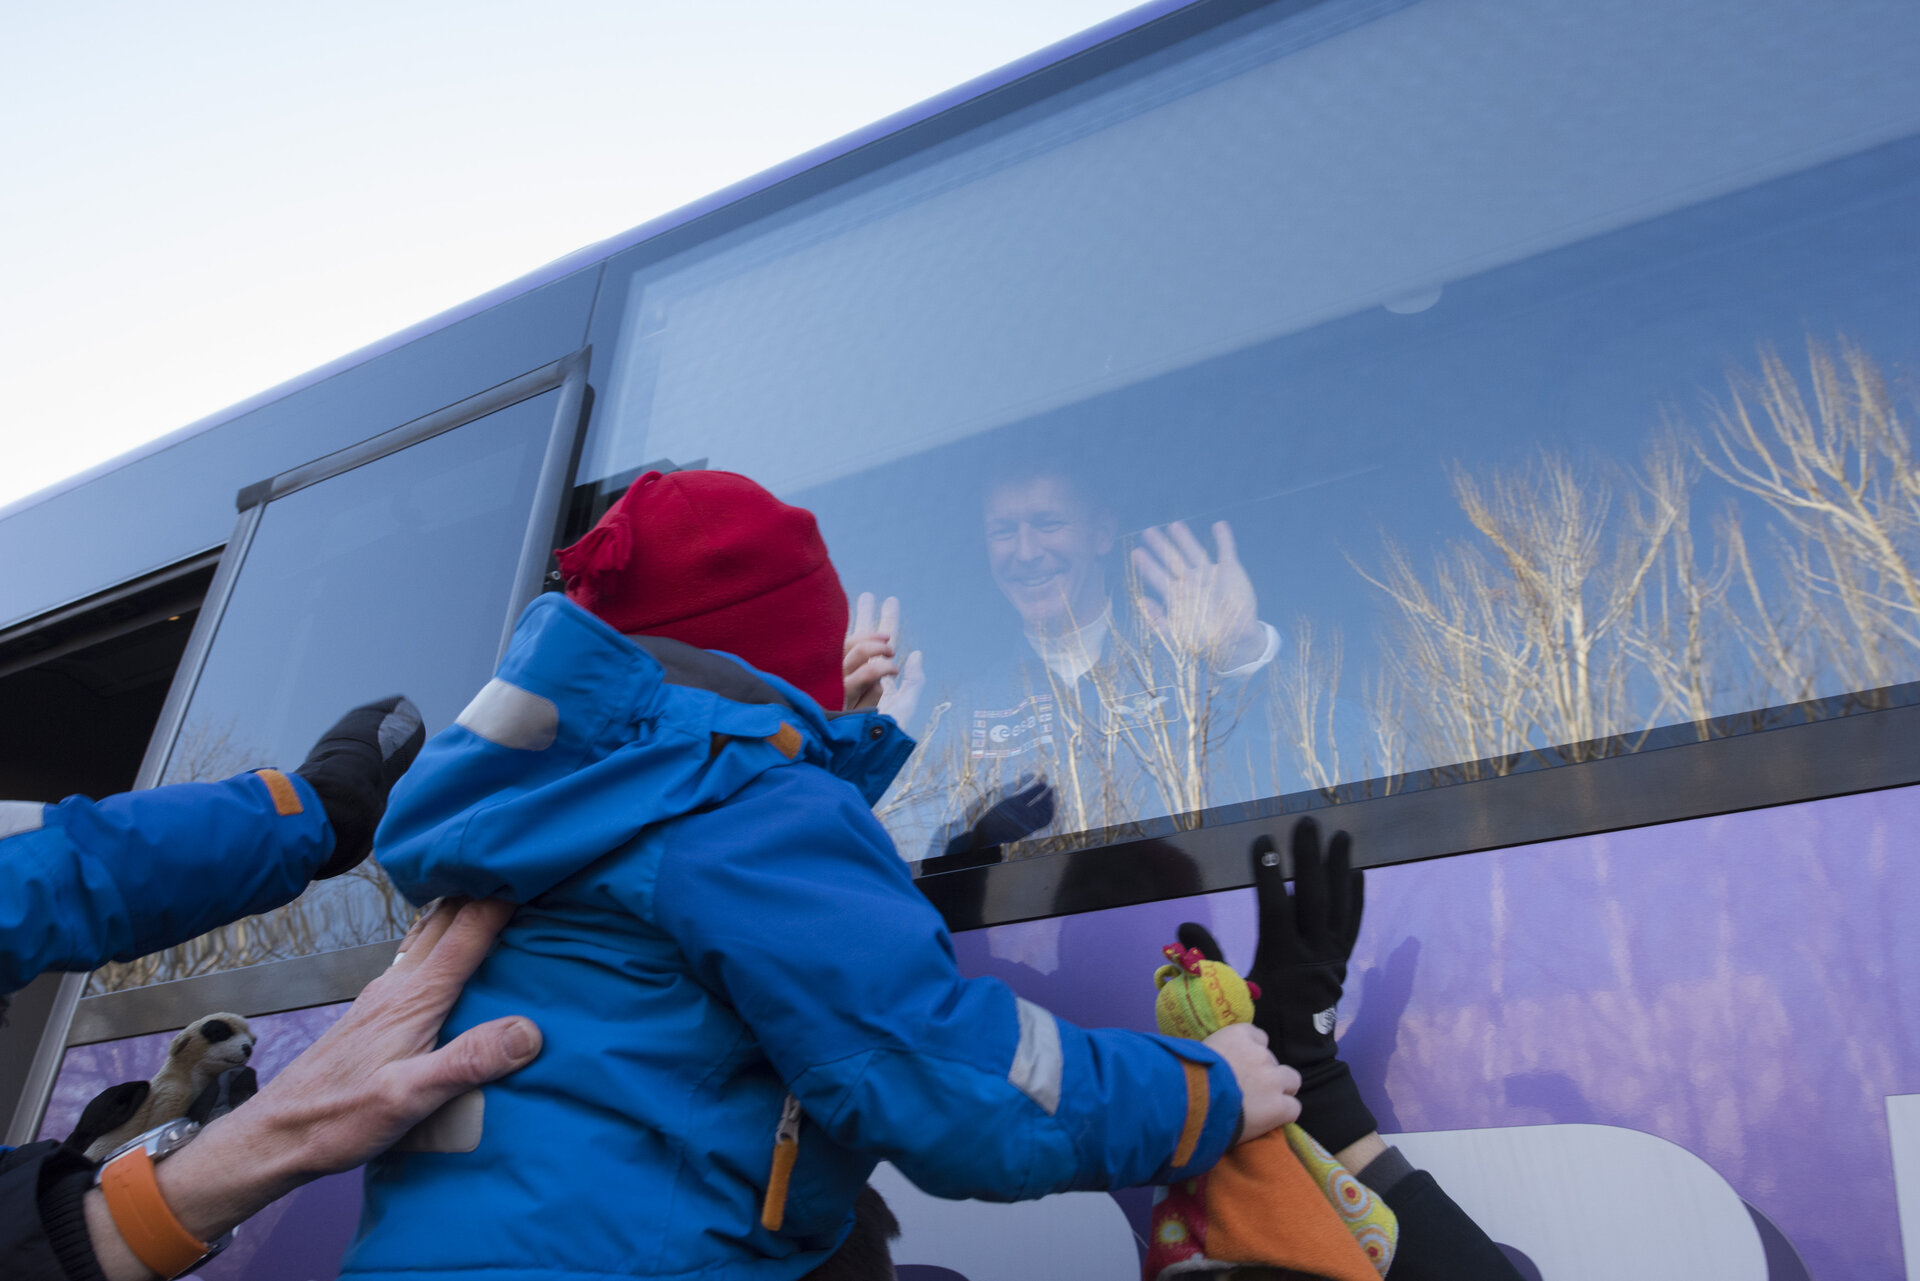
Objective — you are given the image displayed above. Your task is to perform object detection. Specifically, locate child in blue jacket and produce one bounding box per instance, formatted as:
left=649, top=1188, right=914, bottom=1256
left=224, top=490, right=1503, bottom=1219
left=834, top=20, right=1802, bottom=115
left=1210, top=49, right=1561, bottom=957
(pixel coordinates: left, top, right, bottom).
left=345, top=470, right=1293, bottom=1281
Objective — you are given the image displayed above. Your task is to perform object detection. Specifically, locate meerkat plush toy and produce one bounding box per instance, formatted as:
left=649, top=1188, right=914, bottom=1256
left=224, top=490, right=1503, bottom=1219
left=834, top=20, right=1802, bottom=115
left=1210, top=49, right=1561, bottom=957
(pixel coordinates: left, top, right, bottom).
left=71, top=1011, right=258, bottom=1161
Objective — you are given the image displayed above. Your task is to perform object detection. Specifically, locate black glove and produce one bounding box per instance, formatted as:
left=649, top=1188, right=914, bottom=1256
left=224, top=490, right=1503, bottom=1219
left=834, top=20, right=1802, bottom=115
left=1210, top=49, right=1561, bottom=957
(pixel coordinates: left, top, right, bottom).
left=939, top=775, right=1055, bottom=859
left=1247, top=816, right=1377, bottom=1153
left=186, top=1066, right=258, bottom=1126
left=1174, top=921, right=1232, bottom=969
left=295, top=695, right=425, bottom=879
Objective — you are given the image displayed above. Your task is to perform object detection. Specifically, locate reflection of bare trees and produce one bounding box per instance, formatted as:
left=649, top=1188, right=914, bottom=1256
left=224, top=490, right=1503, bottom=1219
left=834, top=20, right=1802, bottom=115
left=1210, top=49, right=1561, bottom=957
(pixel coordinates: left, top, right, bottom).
left=161, top=719, right=267, bottom=787
left=1620, top=445, right=1729, bottom=735
left=876, top=584, right=1261, bottom=858
left=1088, top=560, right=1257, bottom=828
left=1266, top=619, right=1346, bottom=795
left=1702, top=338, right=1920, bottom=701
left=89, top=859, right=417, bottom=995
left=1273, top=336, right=1918, bottom=792
left=896, top=335, right=1917, bottom=853
left=1354, top=450, right=1683, bottom=778
left=89, top=720, right=418, bottom=994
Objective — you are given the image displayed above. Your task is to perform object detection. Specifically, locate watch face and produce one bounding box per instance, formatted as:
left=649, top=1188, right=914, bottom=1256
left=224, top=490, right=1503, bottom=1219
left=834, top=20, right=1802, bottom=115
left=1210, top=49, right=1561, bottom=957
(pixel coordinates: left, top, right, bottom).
left=97, top=1118, right=201, bottom=1173
left=91, top=1115, right=236, bottom=1270
left=147, top=1118, right=200, bottom=1157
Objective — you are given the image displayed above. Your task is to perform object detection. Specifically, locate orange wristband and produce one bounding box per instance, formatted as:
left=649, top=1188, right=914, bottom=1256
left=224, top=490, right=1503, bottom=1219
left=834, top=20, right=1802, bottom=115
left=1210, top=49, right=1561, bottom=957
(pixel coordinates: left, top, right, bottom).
left=99, top=1147, right=212, bottom=1279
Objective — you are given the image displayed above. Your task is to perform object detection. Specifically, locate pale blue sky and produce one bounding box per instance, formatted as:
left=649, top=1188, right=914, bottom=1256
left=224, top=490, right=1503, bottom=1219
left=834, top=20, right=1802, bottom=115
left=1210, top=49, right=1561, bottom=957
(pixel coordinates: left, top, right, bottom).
left=0, top=1, right=1128, bottom=510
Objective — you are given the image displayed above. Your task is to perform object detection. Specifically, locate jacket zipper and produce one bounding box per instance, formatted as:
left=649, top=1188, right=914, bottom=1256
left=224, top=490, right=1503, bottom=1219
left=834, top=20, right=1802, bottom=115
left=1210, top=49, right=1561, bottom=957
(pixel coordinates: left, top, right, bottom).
left=759, top=1092, right=804, bottom=1231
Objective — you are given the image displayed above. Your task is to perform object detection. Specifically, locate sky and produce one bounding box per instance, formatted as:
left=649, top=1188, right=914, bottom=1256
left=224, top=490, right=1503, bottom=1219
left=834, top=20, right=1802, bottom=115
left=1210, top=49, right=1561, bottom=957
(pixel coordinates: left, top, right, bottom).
left=0, top=0, right=1131, bottom=513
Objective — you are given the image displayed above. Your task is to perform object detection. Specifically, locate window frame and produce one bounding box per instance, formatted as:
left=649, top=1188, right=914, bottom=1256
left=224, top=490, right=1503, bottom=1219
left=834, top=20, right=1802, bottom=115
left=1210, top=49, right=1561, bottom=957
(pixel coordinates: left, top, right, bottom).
left=9, top=350, right=590, bottom=1144
left=914, top=689, right=1920, bottom=928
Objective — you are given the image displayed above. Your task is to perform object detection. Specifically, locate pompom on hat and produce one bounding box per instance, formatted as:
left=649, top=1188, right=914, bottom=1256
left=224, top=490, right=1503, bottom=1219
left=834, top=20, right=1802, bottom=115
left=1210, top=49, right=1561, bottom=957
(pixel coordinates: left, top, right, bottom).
left=554, top=470, right=848, bottom=710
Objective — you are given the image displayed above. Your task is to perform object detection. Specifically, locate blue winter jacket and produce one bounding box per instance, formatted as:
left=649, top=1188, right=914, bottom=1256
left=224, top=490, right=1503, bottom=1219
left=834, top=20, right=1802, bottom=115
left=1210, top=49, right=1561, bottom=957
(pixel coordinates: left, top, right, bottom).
left=345, top=593, right=1242, bottom=1281
left=0, top=772, right=331, bottom=992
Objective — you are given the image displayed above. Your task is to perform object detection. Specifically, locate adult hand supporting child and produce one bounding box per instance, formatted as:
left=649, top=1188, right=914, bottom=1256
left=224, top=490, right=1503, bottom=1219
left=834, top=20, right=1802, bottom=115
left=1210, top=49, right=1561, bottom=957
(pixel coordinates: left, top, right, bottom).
left=80, top=898, right=541, bottom=1281
left=1200, top=1023, right=1301, bottom=1142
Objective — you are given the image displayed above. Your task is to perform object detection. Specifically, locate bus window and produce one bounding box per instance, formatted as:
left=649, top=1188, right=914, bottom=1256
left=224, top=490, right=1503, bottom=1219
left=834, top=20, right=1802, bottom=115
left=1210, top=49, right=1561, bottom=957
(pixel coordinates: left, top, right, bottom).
left=88, top=386, right=561, bottom=993
left=578, top=0, right=1920, bottom=862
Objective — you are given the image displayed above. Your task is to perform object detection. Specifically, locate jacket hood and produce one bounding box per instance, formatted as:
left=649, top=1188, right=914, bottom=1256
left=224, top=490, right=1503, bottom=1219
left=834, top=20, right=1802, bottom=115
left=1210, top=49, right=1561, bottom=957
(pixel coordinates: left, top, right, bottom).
left=376, top=592, right=915, bottom=904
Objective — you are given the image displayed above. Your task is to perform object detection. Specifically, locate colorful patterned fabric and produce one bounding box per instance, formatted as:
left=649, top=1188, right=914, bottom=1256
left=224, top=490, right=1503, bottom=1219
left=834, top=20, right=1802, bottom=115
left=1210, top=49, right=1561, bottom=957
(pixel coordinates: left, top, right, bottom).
left=1283, top=1125, right=1397, bottom=1273
left=1147, top=942, right=1397, bottom=1280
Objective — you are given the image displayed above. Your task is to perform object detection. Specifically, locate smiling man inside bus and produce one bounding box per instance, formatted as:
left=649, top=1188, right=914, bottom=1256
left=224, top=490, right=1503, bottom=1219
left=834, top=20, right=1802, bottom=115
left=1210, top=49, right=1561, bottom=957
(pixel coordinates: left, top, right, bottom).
left=849, top=456, right=1281, bottom=862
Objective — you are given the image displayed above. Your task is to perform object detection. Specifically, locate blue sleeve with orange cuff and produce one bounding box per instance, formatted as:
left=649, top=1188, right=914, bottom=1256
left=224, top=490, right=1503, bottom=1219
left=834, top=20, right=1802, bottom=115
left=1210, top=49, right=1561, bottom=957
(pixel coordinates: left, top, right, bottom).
left=0, top=772, right=332, bottom=991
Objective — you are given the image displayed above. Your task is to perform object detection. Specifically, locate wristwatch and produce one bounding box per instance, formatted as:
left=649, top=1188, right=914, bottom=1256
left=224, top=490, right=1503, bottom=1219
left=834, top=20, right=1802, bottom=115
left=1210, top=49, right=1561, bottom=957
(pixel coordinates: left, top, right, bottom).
left=94, top=1118, right=234, bottom=1278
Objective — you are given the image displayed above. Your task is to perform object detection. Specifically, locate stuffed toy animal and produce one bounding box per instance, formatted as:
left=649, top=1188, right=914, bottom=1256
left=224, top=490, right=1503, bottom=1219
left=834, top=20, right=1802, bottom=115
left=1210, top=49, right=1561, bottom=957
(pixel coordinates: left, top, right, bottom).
left=71, top=1012, right=258, bottom=1161
left=1146, top=945, right=1395, bottom=1281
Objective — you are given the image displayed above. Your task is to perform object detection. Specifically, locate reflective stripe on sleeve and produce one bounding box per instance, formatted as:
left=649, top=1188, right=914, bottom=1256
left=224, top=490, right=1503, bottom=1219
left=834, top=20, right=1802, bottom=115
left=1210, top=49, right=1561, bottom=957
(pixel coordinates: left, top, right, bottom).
left=455, top=679, right=559, bottom=751
left=1008, top=997, right=1063, bottom=1116
left=0, top=801, right=47, bottom=840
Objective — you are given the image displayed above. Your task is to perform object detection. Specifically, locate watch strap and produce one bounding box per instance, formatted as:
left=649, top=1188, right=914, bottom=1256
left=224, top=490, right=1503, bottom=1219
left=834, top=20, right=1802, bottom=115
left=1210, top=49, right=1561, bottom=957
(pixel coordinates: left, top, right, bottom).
left=98, top=1146, right=212, bottom=1279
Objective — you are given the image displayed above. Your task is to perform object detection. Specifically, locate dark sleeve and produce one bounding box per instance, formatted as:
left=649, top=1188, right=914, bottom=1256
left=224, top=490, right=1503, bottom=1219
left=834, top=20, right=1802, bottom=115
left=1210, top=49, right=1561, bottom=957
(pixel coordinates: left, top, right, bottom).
left=1358, top=1147, right=1526, bottom=1281
left=0, top=1141, right=108, bottom=1281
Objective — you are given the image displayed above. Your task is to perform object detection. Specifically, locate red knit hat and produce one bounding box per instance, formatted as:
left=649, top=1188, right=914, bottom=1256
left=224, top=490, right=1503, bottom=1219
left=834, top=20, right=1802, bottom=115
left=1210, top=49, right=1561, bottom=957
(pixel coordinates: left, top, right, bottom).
left=554, top=471, right=848, bottom=710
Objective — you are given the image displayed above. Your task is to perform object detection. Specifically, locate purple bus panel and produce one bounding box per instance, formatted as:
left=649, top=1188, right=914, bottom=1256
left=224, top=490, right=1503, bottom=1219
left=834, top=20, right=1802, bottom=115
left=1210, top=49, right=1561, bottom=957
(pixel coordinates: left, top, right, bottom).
left=951, top=783, right=1920, bottom=1279
left=37, top=785, right=1919, bottom=1278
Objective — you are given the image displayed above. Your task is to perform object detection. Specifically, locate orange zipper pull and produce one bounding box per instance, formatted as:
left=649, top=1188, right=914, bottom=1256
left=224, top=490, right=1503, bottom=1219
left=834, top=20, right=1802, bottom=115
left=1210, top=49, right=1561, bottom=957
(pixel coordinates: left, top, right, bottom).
left=760, top=1092, right=804, bottom=1231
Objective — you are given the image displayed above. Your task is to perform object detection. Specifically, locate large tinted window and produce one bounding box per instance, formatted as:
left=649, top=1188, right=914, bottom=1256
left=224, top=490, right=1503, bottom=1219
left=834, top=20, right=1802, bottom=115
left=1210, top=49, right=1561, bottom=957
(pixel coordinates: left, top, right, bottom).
left=89, top=393, right=551, bottom=991
left=583, top=0, right=1920, bottom=861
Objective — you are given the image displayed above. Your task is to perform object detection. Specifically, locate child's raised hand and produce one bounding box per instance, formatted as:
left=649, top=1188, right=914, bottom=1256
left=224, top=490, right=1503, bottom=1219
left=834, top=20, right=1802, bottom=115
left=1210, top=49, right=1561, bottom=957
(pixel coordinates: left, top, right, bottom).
left=843, top=591, right=924, bottom=727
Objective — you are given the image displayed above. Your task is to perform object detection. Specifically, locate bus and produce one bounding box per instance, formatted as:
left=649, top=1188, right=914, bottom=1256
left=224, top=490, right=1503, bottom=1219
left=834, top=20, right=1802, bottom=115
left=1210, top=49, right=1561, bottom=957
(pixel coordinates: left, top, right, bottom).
left=4, top=0, right=1917, bottom=1275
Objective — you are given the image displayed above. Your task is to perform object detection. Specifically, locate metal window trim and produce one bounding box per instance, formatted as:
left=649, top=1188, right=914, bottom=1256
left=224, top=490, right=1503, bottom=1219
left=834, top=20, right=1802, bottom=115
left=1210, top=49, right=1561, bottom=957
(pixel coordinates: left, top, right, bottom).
left=914, top=697, right=1920, bottom=931
left=498, top=349, right=592, bottom=660
left=10, top=349, right=593, bottom=1141
left=235, top=350, right=589, bottom=513
left=130, top=503, right=264, bottom=797
left=0, top=593, right=209, bottom=685
left=65, top=941, right=400, bottom=1047
left=0, top=549, right=222, bottom=653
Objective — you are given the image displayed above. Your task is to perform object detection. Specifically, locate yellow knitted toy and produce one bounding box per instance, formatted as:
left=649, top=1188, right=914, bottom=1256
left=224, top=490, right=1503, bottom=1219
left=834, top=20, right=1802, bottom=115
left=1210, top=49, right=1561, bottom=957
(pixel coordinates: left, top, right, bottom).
left=1148, top=943, right=1397, bottom=1279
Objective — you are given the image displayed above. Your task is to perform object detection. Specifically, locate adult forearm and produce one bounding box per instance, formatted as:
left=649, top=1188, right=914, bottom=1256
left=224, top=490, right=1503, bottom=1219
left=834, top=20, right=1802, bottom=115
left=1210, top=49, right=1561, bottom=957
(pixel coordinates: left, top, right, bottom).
left=1352, top=1145, right=1526, bottom=1281
left=78, top=899, right=540, bottom=1281
left=1334, top=1130, right=1387, bottom=1172
left=80, top=1103, right=311, bottom=1281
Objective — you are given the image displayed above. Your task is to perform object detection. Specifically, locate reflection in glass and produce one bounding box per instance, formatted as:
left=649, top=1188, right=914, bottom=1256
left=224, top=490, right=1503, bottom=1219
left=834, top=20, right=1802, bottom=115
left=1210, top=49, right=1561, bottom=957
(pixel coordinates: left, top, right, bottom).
left=42, top=1005, right=364, bottom=1281
left=89, top=394, right=551, bottom=992
left=580, top=0, right=1920, bottom=857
